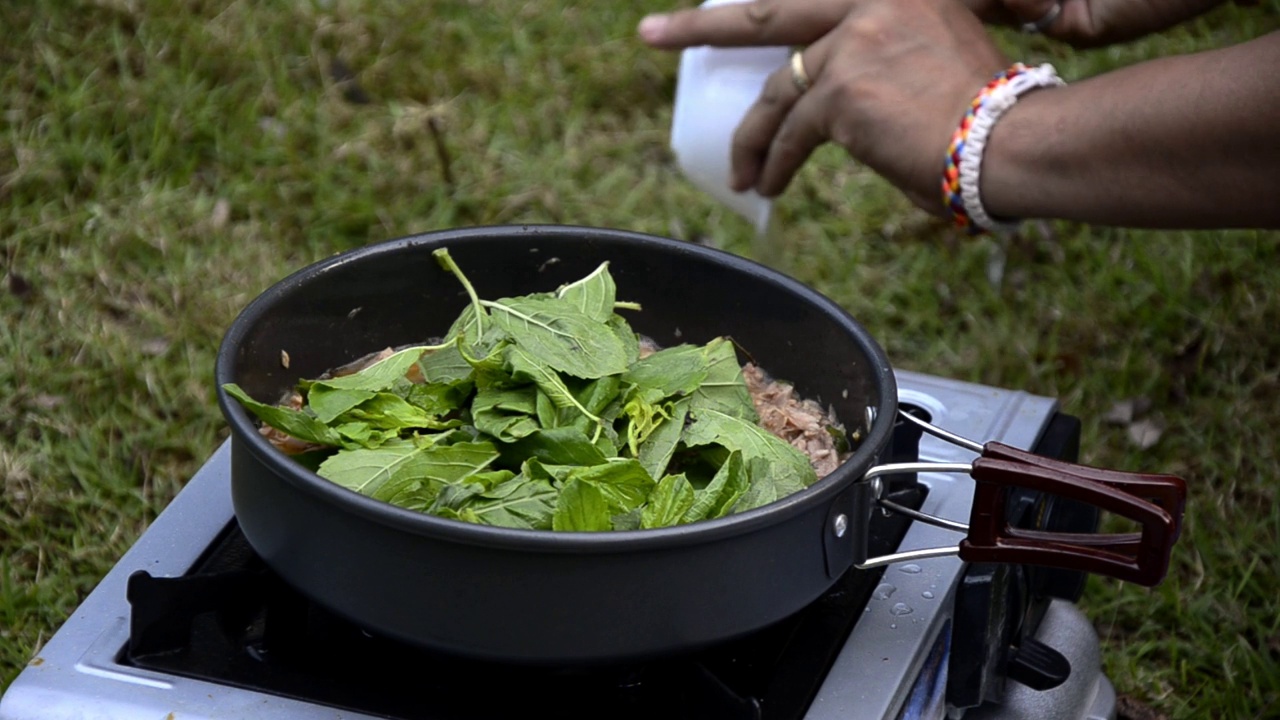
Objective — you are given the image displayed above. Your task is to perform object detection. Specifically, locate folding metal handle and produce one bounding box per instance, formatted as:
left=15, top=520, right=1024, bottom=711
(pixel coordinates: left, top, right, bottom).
left=962, top=442, right=1186, bottom=587
left=855, top=412, right=1188, bottom=586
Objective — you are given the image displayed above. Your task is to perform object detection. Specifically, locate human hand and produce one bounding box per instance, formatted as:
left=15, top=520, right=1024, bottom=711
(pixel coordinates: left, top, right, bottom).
left=639, top=0, right=1009, bottom=213
left=640, top=0, right=854, bottom=50
left=961, top=0, right=1227, bottom=47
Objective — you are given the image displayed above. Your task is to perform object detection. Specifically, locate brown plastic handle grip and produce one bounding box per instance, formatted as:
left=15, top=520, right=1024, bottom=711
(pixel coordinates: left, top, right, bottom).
left=959, top=441, right=1187, bottom=587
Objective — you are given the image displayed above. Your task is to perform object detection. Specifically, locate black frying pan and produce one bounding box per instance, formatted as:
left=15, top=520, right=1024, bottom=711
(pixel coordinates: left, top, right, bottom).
left=215, top=226, right=1184, bottom=664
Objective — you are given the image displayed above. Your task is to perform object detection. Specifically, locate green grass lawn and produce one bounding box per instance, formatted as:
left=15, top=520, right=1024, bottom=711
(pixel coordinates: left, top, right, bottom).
left=2, top=1, right=1278, bottom=717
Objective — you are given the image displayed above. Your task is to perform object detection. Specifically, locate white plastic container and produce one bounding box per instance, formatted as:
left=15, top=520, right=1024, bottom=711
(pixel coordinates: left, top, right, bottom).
left=669, top=0, right=790, bottom=236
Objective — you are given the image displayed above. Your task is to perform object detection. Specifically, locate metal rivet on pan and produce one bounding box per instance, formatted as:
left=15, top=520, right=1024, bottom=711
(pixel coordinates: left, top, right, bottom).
left=833, top=514, right=849, bottom=538
left=869, top=477, right=892, bottom=517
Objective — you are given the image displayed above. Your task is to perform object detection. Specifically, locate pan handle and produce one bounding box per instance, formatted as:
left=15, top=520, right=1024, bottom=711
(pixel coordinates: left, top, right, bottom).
left=962, top=442, right=1187, bottom=587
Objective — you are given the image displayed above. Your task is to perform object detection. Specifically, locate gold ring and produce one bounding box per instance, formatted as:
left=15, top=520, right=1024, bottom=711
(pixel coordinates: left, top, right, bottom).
left=790, top=50, right=810, bottom=93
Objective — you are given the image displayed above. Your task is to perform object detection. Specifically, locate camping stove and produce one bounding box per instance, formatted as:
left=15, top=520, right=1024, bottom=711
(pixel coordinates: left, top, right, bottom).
left=0, top=370, right=1116, bottom=720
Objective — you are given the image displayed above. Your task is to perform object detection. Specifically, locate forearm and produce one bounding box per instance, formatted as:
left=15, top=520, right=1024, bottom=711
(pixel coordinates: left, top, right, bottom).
left=981, top=31, right=1280, bottom=229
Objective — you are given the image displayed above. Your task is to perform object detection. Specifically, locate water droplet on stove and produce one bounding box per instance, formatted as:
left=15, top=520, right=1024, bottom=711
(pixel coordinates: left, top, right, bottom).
left=890, top=603, right=914, bottom=616
left=873, top=583, right=896, bottom=600
left=898, top=564, right=922, bottom=574
left=889, top=623, right=898, bottom=630
left=922, top=590, right=935, bottom=599
left=246, top=643, right=269, bottom=662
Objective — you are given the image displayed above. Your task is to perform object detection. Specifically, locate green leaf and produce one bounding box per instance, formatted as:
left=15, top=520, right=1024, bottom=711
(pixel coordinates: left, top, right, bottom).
left=315, top=440, right=421, bottom=496
left=458, top=334, right=515, bottom=390
left=338, top=392, right=461, bottom=432
left=553, top=478, right=612, bottom=531
left=682, top=407, right=816, bottom=510
left=641, top=473, right=695, bottom=529
left=405, top=378, right=472, bottom=416
left=443, top=305, right=513, bottom=363
left=444, top=304, right=484, bottom=344
left=308, top=346, right=432, bottom=423
left=622, top=344, right=709, bottom=397
left=473, top=385, right=538, bottom=415
left=501, top=427, right=611, bottom=467
left=732, top=456, right=810, bottom=513
left=520, top=458, right=575, bottom=484
left=684, top=450, right=748, bottom=522
left=318, top=438, right=499, bottom=497
left=556, top=262, right=617, bottom=323
left=332, top=421, right=399, bottom=448
left=506, top=345, right=601, bottom=427
left=430, top=479, right=486, bottom=512
left=689, top=338, right=758, bottom=422
left=637, top=396, right=690, bottom=480
left=566, top=457, right=656, bottom=514
left=308, top=387, right=377, bottom=424
left=222, top=383, right=345, bottom=448
left=472, top=385, right=540, bottom=441
left=611, top=508, right=643, bottom=531
left=465, top=469, right=517, bottom=491
left=572, top=374, right=623, bottom=418
left=593, top=425, right=620, bottom=458
left=566, top=376, right=624, bottom=441
left=371, top=477, right=439, bottom=512
left=457, top=476, right=558, bottom=529
left=417, top=342, right=474, bottom=385
left=318, top=346, right=434, bottom=392
left=608, top=314, right=641, bottom=367
left=474, top=413, right=540, bottom=442
left=428, top=426, right=486, bottom=446
left=484, top=295, right=629, bottom=379
left=534, top=389, right=560, bottom=428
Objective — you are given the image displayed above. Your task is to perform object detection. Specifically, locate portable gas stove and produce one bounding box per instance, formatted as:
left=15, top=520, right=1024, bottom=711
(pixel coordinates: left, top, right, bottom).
left=0, top=370, right=1116, bottom=720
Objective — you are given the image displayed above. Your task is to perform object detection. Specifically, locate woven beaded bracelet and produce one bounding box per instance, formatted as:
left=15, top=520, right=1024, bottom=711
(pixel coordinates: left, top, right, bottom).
left=942, top=63, right=1065, bottom=235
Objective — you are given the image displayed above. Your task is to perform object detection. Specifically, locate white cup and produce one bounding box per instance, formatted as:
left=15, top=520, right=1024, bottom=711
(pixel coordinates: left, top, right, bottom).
left=669, top=0, right=789, bottom=236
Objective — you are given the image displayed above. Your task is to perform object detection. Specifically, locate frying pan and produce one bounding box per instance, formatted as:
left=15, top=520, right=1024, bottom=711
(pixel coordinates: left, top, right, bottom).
left=215, top=225, right=1185, bottom=664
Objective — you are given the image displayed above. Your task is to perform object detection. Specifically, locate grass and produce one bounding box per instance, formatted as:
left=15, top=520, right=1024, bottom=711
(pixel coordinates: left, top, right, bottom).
left=2, top=1, right=1278, bottom=717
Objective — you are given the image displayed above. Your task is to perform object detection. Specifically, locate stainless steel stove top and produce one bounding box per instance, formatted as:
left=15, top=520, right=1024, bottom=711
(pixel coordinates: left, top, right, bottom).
left=0, top=370, right=1116, bottom=720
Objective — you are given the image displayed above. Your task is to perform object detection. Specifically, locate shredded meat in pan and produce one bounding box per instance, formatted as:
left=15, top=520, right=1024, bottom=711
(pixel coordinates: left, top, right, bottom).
left=741, top=363, right=847, bottom=478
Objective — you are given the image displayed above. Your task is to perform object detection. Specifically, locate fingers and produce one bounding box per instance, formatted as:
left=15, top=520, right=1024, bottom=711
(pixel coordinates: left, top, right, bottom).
left=730, top=44, right=830, bottom=196
left=972, top=0, right=1066, bottom=34
left=1010, top=0, right=1063, bottom=32
left=638, top=0, right=851, bottom=49
left=755, top=92, right=828, bottom=196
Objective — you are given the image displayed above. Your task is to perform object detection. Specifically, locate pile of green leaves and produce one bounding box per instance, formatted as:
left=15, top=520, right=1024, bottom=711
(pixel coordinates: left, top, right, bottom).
left=223, top=249, right=825, bottom=531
